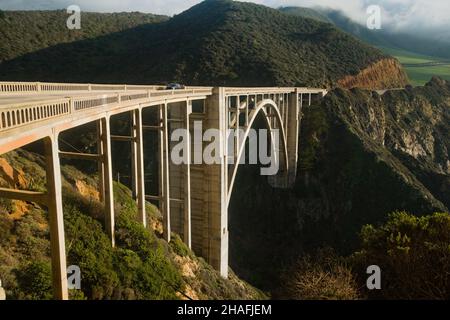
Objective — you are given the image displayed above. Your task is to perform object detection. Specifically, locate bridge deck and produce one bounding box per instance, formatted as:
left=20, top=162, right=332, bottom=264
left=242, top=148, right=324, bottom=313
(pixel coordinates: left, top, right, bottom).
left=0, top=81, right=326, bottom=155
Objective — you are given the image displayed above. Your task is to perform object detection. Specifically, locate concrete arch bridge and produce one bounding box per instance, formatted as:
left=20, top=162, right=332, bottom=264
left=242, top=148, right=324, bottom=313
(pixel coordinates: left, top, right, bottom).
left=0, top=82, right=327, bottom=299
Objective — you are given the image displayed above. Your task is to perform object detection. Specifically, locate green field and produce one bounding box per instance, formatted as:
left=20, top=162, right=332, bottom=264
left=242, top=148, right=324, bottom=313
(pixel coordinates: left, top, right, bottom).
left=379, top=46, right=450, bottom=86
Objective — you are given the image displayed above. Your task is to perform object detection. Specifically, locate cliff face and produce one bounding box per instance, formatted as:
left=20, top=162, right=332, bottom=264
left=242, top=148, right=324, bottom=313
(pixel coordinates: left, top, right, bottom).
left=337, top=58, right=409, bottom=90
left=325, top=78, right=450, bottom=210
left=228, top=77, right=449, bottom=292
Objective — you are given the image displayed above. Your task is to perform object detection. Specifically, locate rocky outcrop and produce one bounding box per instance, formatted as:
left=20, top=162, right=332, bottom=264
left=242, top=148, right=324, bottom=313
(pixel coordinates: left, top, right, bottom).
left=338, top=58, right=409, bottom=90
left=75, top=180, right=100, bottom=202
left=0, top=158, right=27, bottom=189
left=228, top=78, right=449, bottom=292
left=0, top=156, right=31, bottom=220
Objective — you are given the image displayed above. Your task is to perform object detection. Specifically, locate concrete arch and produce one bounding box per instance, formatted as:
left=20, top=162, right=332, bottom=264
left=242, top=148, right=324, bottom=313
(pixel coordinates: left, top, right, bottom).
left=226, top=99, right=289, bottom=206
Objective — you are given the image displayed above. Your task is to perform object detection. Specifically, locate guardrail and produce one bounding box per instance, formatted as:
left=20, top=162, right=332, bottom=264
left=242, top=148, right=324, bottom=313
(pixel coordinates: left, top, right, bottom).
left=0, top=88, right=214, bottom=132
left=224, top=87, right=327, bottom=96
left=0, top=85, right=327, bottom=133
left=225, top=87, right=296, bottom=95
left=0, top=81, right=166, bottom=94
left=0, top=98, right=71, bottom=131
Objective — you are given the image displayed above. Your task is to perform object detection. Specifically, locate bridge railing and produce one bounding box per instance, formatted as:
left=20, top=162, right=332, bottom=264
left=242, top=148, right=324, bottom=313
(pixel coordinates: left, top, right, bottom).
left=224, top=87, right=327, bottom=96
left=150, top=88, right=213, bottom=98
left=0, top=98, right=71, bottom=131
left=0, top=88, right=214, bottom=132
left=0, top=81, right=166, bottom=94
left=225, top=87, right=296, bottom=96
left=0, top=82, right=40, bottom=93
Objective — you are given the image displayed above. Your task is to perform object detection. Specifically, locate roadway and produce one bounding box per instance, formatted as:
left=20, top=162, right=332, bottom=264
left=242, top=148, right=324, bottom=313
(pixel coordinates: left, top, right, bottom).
left=0, top=90, right=147, bottom=108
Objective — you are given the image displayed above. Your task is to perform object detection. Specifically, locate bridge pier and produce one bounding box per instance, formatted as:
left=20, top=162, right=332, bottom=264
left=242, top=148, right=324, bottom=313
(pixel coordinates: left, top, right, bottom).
left=268, top=90, right=301, bottom=188
left=131, top=109, right=147, bottom=227
left=97, top=121, right=105, bottom=203
left=203, top=88, right=229, bottom=277
left=286, top=90, right=301, bottom=187
left=159, top=103, right=171, bottom=242
left=99, top=117, right=115, bottom=247
left=44, top=135, right=68, bottom=300
left=167, top=101, right=192, bottom=248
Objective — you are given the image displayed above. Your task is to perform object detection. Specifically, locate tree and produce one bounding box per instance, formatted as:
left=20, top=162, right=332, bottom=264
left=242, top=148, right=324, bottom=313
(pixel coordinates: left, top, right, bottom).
left=353, top=212, right=450, bottom=300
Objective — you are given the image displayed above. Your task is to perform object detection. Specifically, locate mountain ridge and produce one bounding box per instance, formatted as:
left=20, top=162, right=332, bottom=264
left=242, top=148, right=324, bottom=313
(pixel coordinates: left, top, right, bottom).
left=0, top=0, right=407, bottom=89
left=280, top=6, right=450, bottom=60
left=0, top=10, right=168, bottom=63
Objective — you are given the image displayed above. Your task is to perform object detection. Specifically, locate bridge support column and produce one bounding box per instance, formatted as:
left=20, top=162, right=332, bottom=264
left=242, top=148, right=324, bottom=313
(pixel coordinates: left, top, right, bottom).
left=159, top=104, right=171, bottom=242
left=203, top=87, right=228, bottom=278
left=44, top=135, right=68, bottom=300
left=286, top=89, right=301, bottom=187
left=132, top=109, right=146, bottom=227
left=100, top=117, right=115, bottom=247
left=97, top=121, right=105, bottom=203
left=184, top=102, right=192, bottom=248
left=168, top=101, right=192, bottom=248
left=268, top=90, right=300, bottom=188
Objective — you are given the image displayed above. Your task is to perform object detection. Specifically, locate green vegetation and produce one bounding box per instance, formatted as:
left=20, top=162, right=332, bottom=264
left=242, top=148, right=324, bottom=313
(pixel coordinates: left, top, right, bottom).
left=279, top=212, right=450, bottom=300
left=64, top=201, right=183, bottom=300
left=0, top=10, right=167, bottom=63
left=380, top=47, right=439, bottom=64
left=282, top=6, right=450, bottom=60
left=280, top=6, right=450, bottom=86
left=353, top=212, right=450, bottom=300
left=298, top=105, right=328, bottom=171
left=0, top=0, right=392, bottom=88
left=378, top=47, right=450, bottom=86
left=278, top=7, right=332, bottom=24
left=0, top=149, right=265, bottom=300
left=15, top=261, right=53, bottom=300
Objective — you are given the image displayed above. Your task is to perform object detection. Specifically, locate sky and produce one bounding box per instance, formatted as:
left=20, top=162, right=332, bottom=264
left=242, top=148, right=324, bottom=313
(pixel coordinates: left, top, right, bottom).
left=1, top=0, right=449, bottom=40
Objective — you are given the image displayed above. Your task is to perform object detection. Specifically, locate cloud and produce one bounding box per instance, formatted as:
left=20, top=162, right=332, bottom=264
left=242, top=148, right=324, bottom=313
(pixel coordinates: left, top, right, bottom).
left=1, top=0, right=449, bottom=40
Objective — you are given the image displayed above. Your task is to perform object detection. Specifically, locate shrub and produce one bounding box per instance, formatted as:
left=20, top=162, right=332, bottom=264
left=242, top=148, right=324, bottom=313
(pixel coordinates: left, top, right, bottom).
left=64, top=204, right=120, bottom=299
left=16, top=261, right=53, bottom=300
left=353, top=212, right=450, bottom=300
left=64, top=187, right=184, bottom=300
left=115, top=207, right=184, bottom=300
left=282, top=248, right=360, bottom=300
left=170, top=234, right=191, bottom=258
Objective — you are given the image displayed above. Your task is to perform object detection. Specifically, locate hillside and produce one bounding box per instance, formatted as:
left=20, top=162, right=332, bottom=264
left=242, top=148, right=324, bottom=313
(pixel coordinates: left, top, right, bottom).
left=229, top=78, right=450, bottom=291
left=0, top=10, right=168, bottom=63
left=0, top=149, right=265, bottom=300
left=0, top=0, right=407, bottom=89
left=280, top=6, right=450, bottom=85
left=379, top=47, right=450, bottom=86
left=281, top=6, right=450, bottom=60
left=277, top=7, right=332, bottom=24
